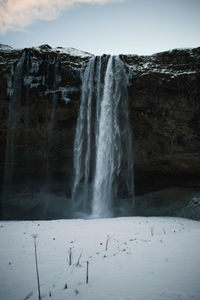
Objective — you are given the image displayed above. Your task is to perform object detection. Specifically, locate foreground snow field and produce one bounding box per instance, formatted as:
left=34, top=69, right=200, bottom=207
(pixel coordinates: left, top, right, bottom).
left=0, top=217, right=200, bottom=300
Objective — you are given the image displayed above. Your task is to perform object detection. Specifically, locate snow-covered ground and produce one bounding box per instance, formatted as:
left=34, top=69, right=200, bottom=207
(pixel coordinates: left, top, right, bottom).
left=0, top=217, right=200, bottom=300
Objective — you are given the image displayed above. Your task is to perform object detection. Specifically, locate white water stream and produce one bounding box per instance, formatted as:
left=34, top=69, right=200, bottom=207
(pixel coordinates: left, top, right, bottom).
left=72, top=55, right=134, bottom=217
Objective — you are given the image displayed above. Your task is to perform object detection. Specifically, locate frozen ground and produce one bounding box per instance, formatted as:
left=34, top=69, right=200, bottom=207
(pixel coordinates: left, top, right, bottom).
left=0, top=217, right=200, bottom=300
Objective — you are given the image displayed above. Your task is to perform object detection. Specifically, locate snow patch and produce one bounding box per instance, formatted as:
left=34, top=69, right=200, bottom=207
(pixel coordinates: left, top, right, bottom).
left=24, top=75, right=42, bottom=86
left=29, top=57, right=40, bottom=73
left=0, top=44, right=13, bottom=51
left=0, top=217, right=200, bottom=300
left=53, top=47, right=93, bottom=58
left=34, top=45, right=93, bottom=58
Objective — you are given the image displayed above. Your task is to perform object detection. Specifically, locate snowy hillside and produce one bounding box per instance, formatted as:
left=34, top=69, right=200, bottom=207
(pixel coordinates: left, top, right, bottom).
left=0, top=217, right=200, bottom=300
left=0, top=44, right=13, bottom=51
left=52, top=46, right=93, bottom=57
left=34, top=45, right=93, bottom=57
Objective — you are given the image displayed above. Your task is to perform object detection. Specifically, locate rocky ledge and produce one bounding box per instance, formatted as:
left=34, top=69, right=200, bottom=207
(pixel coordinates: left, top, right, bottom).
left=0, top=44, right=200, bottom=219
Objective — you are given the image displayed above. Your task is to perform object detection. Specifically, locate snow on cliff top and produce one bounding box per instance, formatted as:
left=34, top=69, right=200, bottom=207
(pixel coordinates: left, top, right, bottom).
left=53, top=46, right=93, bottom=58
left=0, top=44, right=13, bottom=51
left=36, top=44, right=93, bottom=58
left=126, top=47, right=198, bottom=57
left=0, top=43, right=93, bottom=58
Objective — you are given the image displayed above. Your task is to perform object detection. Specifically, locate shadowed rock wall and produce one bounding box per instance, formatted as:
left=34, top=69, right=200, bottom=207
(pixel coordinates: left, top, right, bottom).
left=122, top=48, right=200, bottom=194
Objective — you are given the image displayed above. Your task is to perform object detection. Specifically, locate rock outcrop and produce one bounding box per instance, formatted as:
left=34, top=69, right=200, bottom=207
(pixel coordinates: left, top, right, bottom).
left=122, top=48, right=200, bottom=194
left=0, top=44, right=200, bottom=219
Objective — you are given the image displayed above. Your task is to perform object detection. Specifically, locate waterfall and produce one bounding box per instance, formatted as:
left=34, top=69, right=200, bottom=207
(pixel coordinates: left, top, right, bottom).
left=72, top=55, right=134, bottom=218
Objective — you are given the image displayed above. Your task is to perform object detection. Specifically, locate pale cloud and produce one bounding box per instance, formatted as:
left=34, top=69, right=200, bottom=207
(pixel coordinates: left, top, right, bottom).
left=0, top=0, right=124, bottom=34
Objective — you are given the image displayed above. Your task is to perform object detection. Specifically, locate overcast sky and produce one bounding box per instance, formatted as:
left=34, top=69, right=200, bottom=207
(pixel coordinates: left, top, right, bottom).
left=0, top=0, right=199, bottom=55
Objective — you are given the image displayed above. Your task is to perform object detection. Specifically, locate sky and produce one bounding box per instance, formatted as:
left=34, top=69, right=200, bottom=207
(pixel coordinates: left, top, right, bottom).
left=0, top=0, right=200, bottom=55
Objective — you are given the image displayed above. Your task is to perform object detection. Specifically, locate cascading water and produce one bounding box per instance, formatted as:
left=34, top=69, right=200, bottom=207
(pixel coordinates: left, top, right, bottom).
left=72, top=55, right=134, bottom=218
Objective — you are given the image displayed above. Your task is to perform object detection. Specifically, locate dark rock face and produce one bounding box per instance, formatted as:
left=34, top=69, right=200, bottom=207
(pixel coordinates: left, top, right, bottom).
left=0, top=45, right=90, bottom=219
left=0, top=45, right=200, bottom=219
left=122, top=48, right=200, bottom=194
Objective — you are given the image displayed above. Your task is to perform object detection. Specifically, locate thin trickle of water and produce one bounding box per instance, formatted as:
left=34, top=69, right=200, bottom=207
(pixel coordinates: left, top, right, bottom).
left=72, top=57, right=96, bottom=212
left=46, top=55, right=60, bottom=175
left=42, top=55, right=61, bottom=217
left=2, top=52, right=25, bottom=210
left=2, top=51, right=61, bottom=217
left=72, top=55, right=134, bottom=218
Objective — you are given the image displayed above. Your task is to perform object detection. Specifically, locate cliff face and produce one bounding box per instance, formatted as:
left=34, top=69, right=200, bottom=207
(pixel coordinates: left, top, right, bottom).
left=122, top=48, right=200, bottom=194
left=0, top=44, right=200, bottom=219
